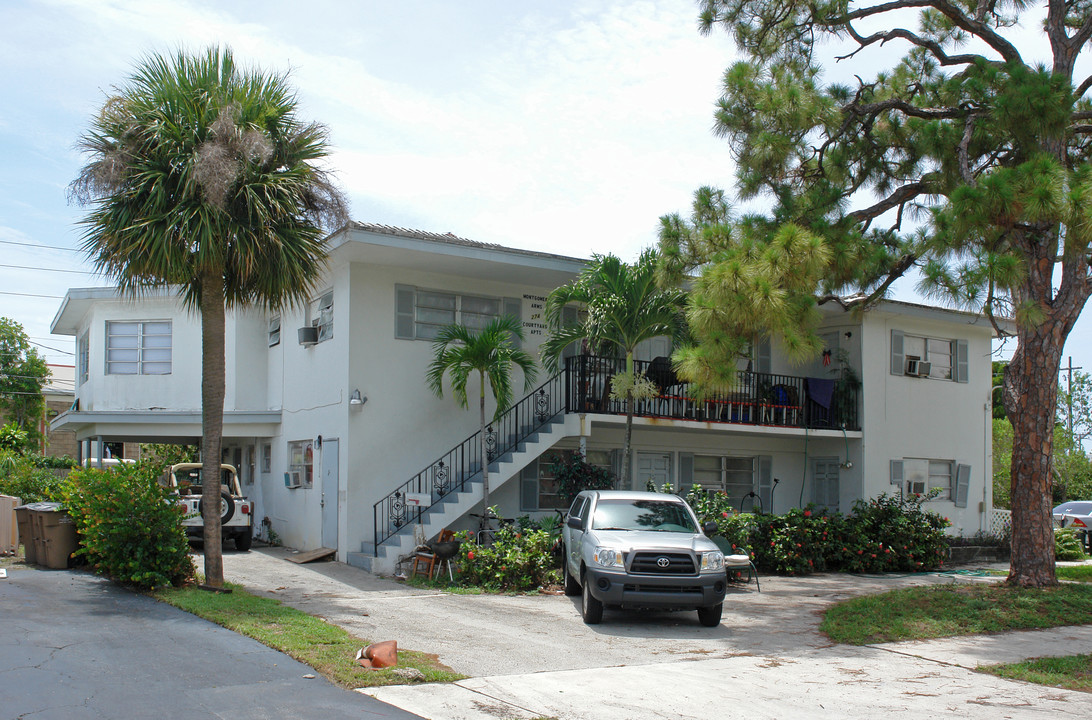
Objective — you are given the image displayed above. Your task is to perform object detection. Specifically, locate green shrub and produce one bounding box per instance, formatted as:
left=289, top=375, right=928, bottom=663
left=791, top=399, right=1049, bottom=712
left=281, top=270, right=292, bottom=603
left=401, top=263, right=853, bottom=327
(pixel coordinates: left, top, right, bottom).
left=56, top=461, right=194, bottom=589
left=1055, top=528, right=1089, bottom=561
left=457, top=525, right=559, bottom=591
left=833, top=494, right=950, bottom=574
left=683, top=486, right=756, bottom=557
left=0, top=450, right=67, bottom=502
left=547, top=451, right=616, bottom=507
left=751, top=507, right=834, bottom=574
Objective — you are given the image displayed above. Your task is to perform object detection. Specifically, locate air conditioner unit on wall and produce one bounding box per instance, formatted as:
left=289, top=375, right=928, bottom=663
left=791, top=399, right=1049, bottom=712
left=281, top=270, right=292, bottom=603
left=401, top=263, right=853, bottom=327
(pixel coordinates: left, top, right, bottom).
left=298, top=326, right=318, bottom=346
left=284, top=471, right=302, bottom=489
left=905, top=358, right=931, bottom=377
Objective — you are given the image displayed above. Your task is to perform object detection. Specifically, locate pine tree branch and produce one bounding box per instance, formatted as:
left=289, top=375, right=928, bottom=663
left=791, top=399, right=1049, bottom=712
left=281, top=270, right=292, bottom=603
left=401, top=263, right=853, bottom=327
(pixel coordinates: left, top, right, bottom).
left=1076, top=74, right=1092, bottom=99
left=841, top=22, right=984, bottom=66
left=847, top=182, right=929, bottom=223
left=836, top=0, right=1022, bottom=64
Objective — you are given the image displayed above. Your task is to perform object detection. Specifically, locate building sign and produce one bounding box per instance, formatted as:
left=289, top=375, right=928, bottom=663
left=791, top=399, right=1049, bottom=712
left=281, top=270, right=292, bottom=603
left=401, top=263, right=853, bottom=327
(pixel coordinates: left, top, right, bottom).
left=522, top=293, right=548, bottom=336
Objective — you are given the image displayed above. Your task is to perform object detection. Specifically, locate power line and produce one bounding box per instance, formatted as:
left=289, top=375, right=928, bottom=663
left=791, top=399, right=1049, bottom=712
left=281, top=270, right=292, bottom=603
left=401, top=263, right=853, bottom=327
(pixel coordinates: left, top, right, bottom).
left=0, top=239, right=80, bottom=252
left=28, top=340, right=74, bottom=356
left=0, top=263, right=95, bottom=275
left=0, top=290, right=64, bottom=299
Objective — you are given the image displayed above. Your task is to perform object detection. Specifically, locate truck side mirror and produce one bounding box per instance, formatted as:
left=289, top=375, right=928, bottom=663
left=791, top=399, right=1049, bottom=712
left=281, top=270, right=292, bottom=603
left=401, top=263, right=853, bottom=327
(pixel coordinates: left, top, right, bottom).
left=567, top=515, right=583, bottom=530
left=702, top=521, right=718, bottom=536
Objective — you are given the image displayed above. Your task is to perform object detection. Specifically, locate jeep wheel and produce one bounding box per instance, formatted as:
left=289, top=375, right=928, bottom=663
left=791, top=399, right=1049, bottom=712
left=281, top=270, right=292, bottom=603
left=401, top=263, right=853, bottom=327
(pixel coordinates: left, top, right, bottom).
left=235, top=532, right=253, bottom=552
left=697, top=602, right=723, bottom=627
left=562, top=558, right=580, bottom=596
left=199, top=491, right=235, bottom=523
left=581, top=579, right=603, bottom=624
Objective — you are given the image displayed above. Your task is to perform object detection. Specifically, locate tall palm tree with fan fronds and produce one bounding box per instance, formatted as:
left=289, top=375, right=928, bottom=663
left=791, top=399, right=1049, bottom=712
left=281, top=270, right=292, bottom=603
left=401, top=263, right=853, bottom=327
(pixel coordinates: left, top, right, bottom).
left=427, top=316, right=537, bottom=516
left=69, top=47, right=347, bottom=588
left=541, top=250, right=686, bottom=487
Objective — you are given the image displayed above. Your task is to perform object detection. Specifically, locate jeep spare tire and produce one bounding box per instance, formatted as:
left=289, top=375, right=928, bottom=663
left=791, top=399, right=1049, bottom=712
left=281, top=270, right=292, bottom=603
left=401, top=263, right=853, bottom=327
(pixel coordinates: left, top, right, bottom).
left=199, top=491, right=235, bottom=523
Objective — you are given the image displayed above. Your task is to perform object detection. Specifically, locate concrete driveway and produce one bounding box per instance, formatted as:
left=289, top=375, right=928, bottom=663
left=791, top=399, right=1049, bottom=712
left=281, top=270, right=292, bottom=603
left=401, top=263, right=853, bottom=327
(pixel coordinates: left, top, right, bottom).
left=221, top=548, right=1092, bottom=719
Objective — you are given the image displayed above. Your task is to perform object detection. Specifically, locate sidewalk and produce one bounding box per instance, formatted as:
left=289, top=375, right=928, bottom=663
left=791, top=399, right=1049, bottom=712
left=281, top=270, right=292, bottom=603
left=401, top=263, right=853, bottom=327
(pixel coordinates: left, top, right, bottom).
left=221, top=549, right=1092, bottom=719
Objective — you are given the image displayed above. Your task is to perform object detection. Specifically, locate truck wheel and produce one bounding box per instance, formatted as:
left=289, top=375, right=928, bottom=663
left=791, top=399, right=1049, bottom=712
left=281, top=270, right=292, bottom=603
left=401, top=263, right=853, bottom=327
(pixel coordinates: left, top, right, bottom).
left=581, top=579, right=603, bottom=624
left=697, top=602, right=723, bottom=627
left=563, top=559, right=580, bottom=596
left=235, top=532, right=253, bottom=552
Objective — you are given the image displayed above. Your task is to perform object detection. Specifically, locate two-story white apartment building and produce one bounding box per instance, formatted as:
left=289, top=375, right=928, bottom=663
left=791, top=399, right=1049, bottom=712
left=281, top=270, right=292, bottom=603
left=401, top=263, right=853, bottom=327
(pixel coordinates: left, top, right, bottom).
left=50, top=222, right=1003, bottom=573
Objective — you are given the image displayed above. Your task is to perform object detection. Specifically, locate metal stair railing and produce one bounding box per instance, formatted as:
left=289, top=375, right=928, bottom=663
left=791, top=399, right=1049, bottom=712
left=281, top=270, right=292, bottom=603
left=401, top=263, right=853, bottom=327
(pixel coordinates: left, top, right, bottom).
left=372, top=369, right=568, bottom=552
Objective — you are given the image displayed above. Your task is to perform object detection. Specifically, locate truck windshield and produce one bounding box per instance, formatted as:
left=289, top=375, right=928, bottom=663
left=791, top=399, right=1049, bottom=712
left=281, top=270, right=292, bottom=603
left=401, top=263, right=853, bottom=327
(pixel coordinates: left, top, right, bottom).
left=591, top=499, right=697, bottom=533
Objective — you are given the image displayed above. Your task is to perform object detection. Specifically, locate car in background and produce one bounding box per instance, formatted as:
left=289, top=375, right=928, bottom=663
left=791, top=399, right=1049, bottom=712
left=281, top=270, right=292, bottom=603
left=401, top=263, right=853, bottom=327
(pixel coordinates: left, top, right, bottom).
left=1053, top=500, right=1092, bottom=553
left=163, top=463, right=253, bottom=551
left=561, top=490, right=726, bottom=626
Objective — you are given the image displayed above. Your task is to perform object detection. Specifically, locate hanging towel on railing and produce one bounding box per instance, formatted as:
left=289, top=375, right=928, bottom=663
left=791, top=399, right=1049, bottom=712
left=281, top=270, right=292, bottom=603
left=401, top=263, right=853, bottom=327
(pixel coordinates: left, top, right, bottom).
left=805, top=377, right=836, bottom=409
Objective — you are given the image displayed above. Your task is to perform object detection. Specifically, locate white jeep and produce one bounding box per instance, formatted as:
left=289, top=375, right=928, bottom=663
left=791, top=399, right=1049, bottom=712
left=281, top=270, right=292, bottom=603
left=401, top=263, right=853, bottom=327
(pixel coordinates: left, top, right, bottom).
left=164, top=463, right=253, bottom=551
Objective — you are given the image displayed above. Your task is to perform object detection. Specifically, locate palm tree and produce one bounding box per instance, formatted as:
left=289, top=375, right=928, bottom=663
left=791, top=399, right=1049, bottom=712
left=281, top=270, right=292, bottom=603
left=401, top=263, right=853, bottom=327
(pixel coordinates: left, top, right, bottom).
left=69, top=47, right=347, bottom=588
left=426, top=316, right=537, bottom=516
left=541, top=250, right=686, bottom=486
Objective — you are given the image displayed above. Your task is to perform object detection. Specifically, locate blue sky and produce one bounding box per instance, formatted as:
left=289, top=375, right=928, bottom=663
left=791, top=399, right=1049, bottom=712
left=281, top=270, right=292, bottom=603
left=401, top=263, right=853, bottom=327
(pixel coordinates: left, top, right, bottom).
left=1, top=0, right=1089, bottom=382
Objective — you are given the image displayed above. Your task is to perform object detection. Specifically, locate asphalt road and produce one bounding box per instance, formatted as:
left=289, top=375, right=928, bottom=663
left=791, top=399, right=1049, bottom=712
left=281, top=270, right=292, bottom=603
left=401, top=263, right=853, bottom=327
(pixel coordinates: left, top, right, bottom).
left=0, top=565, right=421, bottom=720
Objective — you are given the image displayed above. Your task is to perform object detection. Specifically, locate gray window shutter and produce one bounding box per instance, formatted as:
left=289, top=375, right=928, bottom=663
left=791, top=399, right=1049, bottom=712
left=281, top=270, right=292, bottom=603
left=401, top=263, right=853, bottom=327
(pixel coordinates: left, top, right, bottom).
left=955, top=339, right=969, bottom=383
left=504, top=297, right=522, bottom=348
left=890, top=459, right=904, bottom=487
left=891, top=330, right=904, bottom=375
left=758, top=456, right=773, bottom=512
left=954, top=463, right=971, bottom=507
left=520, top=459, right=539, bottom=512
left=395, top=285, right=415, bottom=339
left=679, top=453, right=694, bottom=494
left=755, top=338, right=771, bottom=374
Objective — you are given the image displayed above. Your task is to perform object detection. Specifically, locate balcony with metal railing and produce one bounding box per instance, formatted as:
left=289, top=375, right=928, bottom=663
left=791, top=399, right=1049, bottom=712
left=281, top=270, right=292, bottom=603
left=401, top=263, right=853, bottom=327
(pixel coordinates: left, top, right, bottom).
left=565, top=354, right=860, bottom=431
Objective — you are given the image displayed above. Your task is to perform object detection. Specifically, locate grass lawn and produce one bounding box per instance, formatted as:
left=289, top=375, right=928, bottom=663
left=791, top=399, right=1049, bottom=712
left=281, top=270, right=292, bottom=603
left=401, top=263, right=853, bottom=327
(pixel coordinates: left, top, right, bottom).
left=1058, top=565, right=1092, bottom=583
left=820, top=582, right=1092, bottom=645
left=980, top=654, right=1092, bottom=693
left=153, top=582, right=464, bottom=688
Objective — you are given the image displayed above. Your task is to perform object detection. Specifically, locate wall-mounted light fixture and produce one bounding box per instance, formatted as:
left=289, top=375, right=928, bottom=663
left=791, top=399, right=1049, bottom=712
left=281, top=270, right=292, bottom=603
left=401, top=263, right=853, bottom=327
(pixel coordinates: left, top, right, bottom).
left=349, top=389, right=367, bottom=409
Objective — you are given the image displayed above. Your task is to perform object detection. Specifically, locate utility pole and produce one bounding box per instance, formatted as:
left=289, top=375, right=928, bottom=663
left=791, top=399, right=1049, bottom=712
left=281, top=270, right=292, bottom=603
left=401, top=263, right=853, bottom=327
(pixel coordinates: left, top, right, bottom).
left=1065, top=356, right=1083, bottom=452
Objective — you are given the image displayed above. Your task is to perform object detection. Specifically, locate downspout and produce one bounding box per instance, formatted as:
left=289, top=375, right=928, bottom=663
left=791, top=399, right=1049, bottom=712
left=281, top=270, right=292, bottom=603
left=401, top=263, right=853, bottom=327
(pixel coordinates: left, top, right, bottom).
left=985, top=386, right=1002, bottom=534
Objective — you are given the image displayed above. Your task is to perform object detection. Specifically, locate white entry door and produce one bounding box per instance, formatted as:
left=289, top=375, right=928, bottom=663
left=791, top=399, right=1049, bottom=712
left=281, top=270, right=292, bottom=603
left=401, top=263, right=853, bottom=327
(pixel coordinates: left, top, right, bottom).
left=321, top=439, right=339, bottom=550
left=636, top=452, right=672, bottom=492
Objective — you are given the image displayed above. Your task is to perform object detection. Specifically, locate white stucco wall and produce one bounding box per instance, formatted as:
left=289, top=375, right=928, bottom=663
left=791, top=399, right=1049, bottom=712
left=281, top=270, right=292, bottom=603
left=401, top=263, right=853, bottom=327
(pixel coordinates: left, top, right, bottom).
left=858, top=307, right=995, bottom=535
left=340, top=261, right=561, bottom=555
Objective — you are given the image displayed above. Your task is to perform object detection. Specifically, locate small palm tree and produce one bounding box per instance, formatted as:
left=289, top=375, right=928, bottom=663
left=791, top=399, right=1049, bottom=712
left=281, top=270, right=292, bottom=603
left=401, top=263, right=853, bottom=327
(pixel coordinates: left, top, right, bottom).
left=426, top=316, right=537, bottom=515
left=541, top=250, right=686, bottom=486
left=69, top=47, right=347, bottom=588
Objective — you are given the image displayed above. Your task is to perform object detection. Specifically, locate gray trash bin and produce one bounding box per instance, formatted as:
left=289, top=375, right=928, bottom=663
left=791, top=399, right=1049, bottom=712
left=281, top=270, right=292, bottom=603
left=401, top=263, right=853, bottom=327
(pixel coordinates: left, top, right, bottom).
left=32, top=503, right=78, bottom=569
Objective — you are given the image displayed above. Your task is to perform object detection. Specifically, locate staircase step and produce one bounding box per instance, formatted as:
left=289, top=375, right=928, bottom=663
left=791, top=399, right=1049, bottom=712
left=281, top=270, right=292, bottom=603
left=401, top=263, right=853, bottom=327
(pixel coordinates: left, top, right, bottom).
left=346, top=552, right=374, bottom=572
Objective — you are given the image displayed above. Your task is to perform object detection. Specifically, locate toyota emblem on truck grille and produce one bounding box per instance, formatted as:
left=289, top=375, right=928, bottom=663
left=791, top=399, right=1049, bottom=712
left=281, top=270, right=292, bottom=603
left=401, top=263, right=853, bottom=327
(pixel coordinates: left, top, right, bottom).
left=657, top=557, right=671, bottom=568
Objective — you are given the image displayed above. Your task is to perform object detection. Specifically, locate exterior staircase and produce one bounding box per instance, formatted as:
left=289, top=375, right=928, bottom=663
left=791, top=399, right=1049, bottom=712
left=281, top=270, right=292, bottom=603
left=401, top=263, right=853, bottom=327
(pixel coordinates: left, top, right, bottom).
left=348, top=369, right=574, bottom=574
left=348, top=414, right=578, bottom=574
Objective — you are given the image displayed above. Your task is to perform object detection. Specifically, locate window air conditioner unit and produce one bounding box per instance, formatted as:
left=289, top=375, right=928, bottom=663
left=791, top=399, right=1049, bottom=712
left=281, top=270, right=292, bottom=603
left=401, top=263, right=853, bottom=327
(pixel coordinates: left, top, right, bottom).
left=298, top=326, right=319, bottom=346
left=905, top=358, right=931, bottom=377
left=284, top=471, right=302, bottom=489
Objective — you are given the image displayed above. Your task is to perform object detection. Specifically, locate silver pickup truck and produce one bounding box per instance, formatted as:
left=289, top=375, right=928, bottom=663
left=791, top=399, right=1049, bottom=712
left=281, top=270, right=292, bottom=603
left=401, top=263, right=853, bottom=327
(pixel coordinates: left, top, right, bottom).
left=562, top=490, right=726, bottom=626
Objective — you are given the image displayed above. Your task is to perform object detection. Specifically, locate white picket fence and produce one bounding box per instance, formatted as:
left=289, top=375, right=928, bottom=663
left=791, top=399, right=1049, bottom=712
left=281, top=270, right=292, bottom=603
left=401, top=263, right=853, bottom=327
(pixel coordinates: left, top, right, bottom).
left=990, top=508, right=1012, bottom=537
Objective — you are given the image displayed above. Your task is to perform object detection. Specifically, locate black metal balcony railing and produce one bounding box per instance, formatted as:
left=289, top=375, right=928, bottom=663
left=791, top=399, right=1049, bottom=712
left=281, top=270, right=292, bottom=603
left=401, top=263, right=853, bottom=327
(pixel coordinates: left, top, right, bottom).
left=565, top=355, right=860, bottom=432
left=373, top=370, right=567, bottom=550
left=372, top=354, right=860, bottom=554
